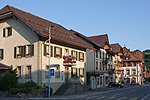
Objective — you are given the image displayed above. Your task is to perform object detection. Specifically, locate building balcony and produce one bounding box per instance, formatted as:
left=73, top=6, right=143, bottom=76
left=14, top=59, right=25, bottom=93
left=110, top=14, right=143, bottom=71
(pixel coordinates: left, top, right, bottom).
left=63, top=55, right=76, bottom=66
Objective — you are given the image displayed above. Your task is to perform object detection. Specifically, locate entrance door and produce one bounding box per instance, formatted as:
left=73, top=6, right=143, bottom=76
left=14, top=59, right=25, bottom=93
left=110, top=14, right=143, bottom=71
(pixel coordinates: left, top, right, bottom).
left=65, top=67, right=69, bottom=82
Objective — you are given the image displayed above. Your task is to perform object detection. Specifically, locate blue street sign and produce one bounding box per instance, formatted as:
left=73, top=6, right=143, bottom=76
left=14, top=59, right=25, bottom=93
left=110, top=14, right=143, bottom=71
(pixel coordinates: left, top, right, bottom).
left=50, top=69, right=54, bottom=76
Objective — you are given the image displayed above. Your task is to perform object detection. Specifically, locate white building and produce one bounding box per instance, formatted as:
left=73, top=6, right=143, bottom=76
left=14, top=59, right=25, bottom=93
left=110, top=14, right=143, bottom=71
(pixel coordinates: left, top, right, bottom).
left=122, top=47, right=144, bottom=85
left=0, top=5, right=94, bottom=93
left=78, top=34, right=114, bottom=89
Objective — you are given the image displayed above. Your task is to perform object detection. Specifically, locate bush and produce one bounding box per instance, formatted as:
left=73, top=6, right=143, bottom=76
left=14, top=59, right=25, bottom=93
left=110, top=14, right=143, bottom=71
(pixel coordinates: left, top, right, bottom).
left=0, top=67, right=17, bottom=91
left=9, top=87, right=32, bottom=95
left=9, top=80, right=41, bottom=95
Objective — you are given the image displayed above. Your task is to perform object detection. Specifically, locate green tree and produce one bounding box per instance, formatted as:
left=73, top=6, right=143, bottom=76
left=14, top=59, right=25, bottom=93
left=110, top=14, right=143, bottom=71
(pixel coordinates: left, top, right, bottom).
left=0, top=67, right=18, bottom=91
left=143, top=49, right=150, bottom=69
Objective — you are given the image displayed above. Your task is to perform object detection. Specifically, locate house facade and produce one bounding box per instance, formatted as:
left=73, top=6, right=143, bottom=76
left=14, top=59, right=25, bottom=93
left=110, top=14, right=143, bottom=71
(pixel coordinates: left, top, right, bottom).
left=110, top=43, right=123, bottom=83
left=122, top=47, right=144, bottom=85
left=0, top=5, right=94, bottom=93
left=86, top=34, right=114, bottom=89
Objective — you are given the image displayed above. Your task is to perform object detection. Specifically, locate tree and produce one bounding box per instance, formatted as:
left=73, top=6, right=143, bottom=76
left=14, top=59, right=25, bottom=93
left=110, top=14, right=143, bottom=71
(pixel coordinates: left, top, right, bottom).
left=143, top=49, right=150, bottom=69
left=0, top=67, right=18, bottom=91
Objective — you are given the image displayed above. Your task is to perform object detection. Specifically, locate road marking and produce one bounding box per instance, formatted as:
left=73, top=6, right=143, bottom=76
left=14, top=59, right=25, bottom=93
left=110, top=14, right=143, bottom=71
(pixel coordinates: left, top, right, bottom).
left=86, top=95, right=97, bottom=99
left=141, top=92, right=150, bottom=100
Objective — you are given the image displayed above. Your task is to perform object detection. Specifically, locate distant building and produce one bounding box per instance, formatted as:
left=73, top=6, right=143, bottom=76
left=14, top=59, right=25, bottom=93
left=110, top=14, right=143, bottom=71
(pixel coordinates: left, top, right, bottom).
left=110, top=43, right=123, bottom=83
left=122, top=48, right=144, bottom=85
left=86, top=34, right=114, bottom=89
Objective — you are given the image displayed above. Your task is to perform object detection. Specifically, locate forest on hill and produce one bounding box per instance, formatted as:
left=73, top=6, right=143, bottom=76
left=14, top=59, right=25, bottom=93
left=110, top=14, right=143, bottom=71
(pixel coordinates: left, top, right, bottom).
left=143, top=49, right=150, bottom=69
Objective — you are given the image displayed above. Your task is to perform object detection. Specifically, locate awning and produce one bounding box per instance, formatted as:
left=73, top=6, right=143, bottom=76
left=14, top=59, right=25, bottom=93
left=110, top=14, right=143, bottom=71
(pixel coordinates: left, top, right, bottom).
left=0, top=63, right=9, bottom=70
left=49, top=64, right=60, bottom=68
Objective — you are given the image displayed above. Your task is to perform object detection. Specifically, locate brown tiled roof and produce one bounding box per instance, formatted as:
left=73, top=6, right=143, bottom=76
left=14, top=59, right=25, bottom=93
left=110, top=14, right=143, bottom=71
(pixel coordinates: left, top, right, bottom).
left=132, top=50, right=144, bottom=63
left=88, top=34, right=109, bottom=47
left=110, top=43, right=122, bottom=54
left=122, top=47, right=141, bottom=62
left=0, top=5, right=94, bottom=50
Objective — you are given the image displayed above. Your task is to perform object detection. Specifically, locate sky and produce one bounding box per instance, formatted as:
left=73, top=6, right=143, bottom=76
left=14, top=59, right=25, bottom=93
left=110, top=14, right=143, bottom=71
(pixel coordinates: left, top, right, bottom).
left=0, top=0, right=150, bottom=51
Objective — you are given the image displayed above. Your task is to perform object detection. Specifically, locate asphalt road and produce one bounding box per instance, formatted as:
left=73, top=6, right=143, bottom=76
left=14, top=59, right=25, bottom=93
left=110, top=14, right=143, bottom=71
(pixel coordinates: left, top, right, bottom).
left=0, top=84, right=150, bottom=100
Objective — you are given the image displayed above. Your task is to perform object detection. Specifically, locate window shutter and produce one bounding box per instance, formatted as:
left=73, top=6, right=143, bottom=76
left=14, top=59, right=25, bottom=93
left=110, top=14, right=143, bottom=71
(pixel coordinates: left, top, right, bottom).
left=71, top=50, right=73, bottom=56
left=60, top=48, right=62, bottom=58
left=32, top=44, right=34, bottom=56
left=9, top=27, right=12, bottom=36
left=44, top=45, right=46, bottom=56
left=51, top=46, right=53, bottom=57
left=1, top=49, right=4, bottom=59
left=14, top=47, right=16, bottom=58
left=3, top=28, right=5, bottom=37
left=83, top=53, right=84, bottom=61
left=54, top=47, right=56, bottom=57
left=21, top=46, right=24, bottom=57
left=79, top=52, right=80, bottom=61
left=22, top=46, right=26, bottom=57
left=76, top=52, right=79, bottom=61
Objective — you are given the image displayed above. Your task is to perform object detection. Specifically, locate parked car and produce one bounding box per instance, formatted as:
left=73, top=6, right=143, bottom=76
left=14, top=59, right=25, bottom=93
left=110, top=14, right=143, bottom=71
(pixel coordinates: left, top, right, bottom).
left=107, top=82, right=123, bottom=88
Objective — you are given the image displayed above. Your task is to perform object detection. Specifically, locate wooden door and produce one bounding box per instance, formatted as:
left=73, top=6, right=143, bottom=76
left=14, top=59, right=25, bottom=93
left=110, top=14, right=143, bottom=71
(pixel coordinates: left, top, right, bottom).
left=65, top=67, right=69, bottom=82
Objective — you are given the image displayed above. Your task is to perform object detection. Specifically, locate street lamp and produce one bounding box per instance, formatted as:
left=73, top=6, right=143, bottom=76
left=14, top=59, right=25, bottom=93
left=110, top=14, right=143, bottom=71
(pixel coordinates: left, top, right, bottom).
left=48, top=24, right=53, bottom=97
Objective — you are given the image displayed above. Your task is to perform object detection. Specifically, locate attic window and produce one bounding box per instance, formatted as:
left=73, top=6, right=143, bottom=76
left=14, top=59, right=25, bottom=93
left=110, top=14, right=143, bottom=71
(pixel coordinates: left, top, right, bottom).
left=3, top=27, right=12, bottom=37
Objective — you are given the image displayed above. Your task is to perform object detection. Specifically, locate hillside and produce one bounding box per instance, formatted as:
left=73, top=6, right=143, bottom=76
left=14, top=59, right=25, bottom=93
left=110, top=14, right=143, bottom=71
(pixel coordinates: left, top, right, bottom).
left=143, top=49, right=150, bottom=69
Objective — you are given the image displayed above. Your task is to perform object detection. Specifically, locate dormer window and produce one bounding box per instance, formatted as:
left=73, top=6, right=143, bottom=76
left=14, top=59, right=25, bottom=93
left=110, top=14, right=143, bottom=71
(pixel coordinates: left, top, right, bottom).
left=3, top=27, right=12, bottom=37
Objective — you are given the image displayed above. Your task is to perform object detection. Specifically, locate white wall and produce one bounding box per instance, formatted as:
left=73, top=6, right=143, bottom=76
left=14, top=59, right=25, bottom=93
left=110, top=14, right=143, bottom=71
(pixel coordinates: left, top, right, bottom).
left=0, top=17, right=39, bottom=83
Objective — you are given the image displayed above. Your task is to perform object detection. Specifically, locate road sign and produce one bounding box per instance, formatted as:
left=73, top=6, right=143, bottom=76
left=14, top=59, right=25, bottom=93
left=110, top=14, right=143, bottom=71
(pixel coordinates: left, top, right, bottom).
left=50, top=69, right=54, bottom=76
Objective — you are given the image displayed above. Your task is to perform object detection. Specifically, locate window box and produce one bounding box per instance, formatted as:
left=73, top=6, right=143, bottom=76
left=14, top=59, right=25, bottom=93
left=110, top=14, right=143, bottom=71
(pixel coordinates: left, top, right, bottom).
left=17, top=54, right=21, bottom=57
left=26, top=53, right=32, bottom=57
left=56, top=54, right=60, bottom=57
left=80, top=58, right=84, bottom=61
left=45, top=52, right=49, bottom=56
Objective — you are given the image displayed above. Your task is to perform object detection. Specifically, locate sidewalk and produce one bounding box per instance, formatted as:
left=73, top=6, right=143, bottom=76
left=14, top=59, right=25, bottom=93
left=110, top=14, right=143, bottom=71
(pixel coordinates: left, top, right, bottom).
left=29, top=86, right=124, bottom=99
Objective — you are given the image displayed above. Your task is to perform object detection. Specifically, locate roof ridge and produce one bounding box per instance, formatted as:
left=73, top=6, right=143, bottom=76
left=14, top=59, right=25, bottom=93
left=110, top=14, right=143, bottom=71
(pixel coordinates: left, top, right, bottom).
left=88, top=34, right=108, bottom=38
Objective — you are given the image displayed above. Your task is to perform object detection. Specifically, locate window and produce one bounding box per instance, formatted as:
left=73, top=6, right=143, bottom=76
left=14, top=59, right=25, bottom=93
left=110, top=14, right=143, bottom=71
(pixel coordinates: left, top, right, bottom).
left=126, top=69, right=130, bottom=75
left=54, top=47, right=62, bottom=58
left=44, top=45, right=53, bottom=57
left=103, top=52, right=104, bottom=58
left=71, top=50, right=77, bottom=60
left=96, top=50, right=98, bottom=58
left=0, top=49, right=4, bottom=60
left=45, top=66, right=49, bottom=78
left=100, top=62, right=102, bottom=70
left=96, top=61, right=98, bottom=70
left=99, top=51, right=101, bottom=59
left=108, top=64, right=110, bottom=70
left=26, top=66, right=31, bottom=78
left=26, top=45, right=34, bottom=57
left=134, top=63, right=136, bottom=66
left=56, top=67, right=60, bottom=78
left=17, top=66, right=22, bottom=78
left=3, top=27, right=12, bottom=37
left=100, top=76, right=103, bottom=85
left=79, top=52, right=84, bottom=61
left=14, top=46, right=23, bottom=58
left=14, top=44, right=34, bottom=58
left=64, top=49, right=69, bottom=56
left=132, top=69, right=136, bottom=75
left=79, top=68, right=84, bottom=77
